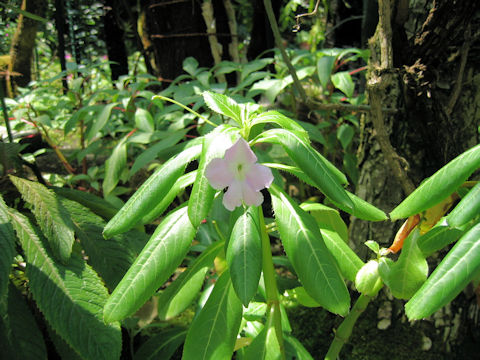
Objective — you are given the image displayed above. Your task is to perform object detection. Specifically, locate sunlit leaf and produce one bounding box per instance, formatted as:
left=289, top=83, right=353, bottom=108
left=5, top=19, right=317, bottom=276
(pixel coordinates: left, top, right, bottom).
left=378, top=229, right=428, bottom=299
left=9, top=210, right=121, bottom=360
left=103, top=144, right=201, bottom=238
left=447, top=182, right=480, bottom=227
left=270, top=184, right=350, bottom=316
left=182, top=270, right=243, bottom=360
left=226, top=206, right=262, bottom=306
left=188, top=126, right=235, bottom=227
left=390, top=144, right=480, bottom=220
left=406, top=221, right=480, bottom=319
left=10, top=176, right=75, bottom=263
left=157, top=241, right=223, bottom=320
left=203, top=91, right=242, bottom=125
left=103, top=137, right=127, bottom=196
left=104, top=206, right=196, bottom=322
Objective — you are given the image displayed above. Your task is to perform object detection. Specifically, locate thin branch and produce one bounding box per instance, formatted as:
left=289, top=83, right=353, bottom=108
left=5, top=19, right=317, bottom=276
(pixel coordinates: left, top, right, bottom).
left=294, top=0, right=321, bottom=31
left=263, top=0, right=308, bottom=103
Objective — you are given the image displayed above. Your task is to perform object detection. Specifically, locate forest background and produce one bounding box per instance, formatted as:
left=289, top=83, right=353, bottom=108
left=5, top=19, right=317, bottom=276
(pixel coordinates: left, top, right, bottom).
left=1, top=0, right=480, bottom=359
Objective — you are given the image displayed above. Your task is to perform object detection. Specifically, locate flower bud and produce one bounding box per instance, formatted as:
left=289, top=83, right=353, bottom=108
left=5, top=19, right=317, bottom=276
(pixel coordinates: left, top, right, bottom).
left=355, top=260, right=382, bottom=296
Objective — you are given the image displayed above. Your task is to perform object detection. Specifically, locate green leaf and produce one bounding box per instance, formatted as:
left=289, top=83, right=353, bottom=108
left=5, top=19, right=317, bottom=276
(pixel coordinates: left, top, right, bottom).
left=286, top=286, right=321, bottom=308
left=0, top=196, right=16, bottom=299
left=104, top=206, right=196, bottom=322
left=417, top=221, right=465, bottom=257
left=188, top=127, right=235, bottom=227
left=447, top=182, right=480, bottom=227
left=378, top=229, right=428, bottom=299
left=10, top=176, right=75, bottom=263
left=250, top=111, right=309, bottom=142
left=270, top=184, right=350, bottom=316
left=242, top=310, right=282, bottom=360
left=134, top=327, right=187, bottom=360
left=51, top=186, right=119, bottom=220
left=300, top=202, right=364, bottom=281
left=390, top=144, right=480, bottom=220
left=141, top=171, right=196, bottom=224
left=102, top=137, right=127, bottom=196
left=8, top=210, right=121, bottom=360
left=129, top=129, right=187, bottom=177
left=157, top=241, right=223, bottom=320
left=182, top=270, right=243, bottom=360
left=264, top=163, right=387, bottom=221
left=257, top=129, right=353, bottom=211
left=284, top=334, right=314, bottom=360
left=60, top=197, right=139, bottom=290
left=103, top=144, right=202, bottom=238
left=86, top=102, right=118, bottom=141
left=337, top=124, right=354, bottom=149
left=203, top=91, right=242, bottom=125
left=135, top=108, right=155, bottom=133
left=406, top=221, right=480, bottom=319
left=226, top=206, right=262, bottom=306
left=317, top=55, right=336, bottom=89
left=331, top=71, right=354, bottom=98
left=300, top=202, right=348, bottom=242
left=0, top=283, right=47, bottom=360
left=183, top=57, right=199, bottom=76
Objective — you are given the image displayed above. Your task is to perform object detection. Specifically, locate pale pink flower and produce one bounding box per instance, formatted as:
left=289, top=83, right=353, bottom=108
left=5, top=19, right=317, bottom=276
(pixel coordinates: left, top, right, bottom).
left=205, top=138, right=274, bottom=211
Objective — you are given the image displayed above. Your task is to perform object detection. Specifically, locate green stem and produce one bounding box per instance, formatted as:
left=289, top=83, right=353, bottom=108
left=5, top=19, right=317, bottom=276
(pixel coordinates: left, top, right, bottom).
left=258, top=206, right=286, bottom=360
left=153, top=95, right=218, bottom=127
left=263, top=0, right=308, bottom=104
left=324, top=294, right=372, bottom=360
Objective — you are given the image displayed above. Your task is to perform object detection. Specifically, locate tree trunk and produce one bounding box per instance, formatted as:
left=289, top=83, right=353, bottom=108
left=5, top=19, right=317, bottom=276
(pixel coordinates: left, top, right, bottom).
left=7, top=0, right=46, bottom=96
left=103, top=0, right=129, bottom=81
left=351, top=0, right=480, bottom=354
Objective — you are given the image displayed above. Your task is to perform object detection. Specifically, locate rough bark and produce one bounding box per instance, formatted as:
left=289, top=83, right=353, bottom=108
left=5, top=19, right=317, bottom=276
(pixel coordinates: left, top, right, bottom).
left=351, top=0, right=480, bottom=352
left=7, top=0, right=46, bottom=96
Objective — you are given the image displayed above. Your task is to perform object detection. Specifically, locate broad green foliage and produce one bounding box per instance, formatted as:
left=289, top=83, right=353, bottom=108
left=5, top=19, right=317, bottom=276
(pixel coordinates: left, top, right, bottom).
left=103, top=144, right=202, bottom=238
left=104, top=206, right=196, bottom=322
left=10, top=176, right=75, bottom=264
left=270, top=184, right=350, bottom=316
left=0, top=283, right=47, bottom=360
left=379, top=229, right=428, bottom=299
left=182, top=271, right=243, bottom=360
left=226, top=206, right=262, bottom=306
left=0, top=197, right=16, bottom=299
left=8, top=209, right=121, bottom=360
left=406, top=222, right=480, bottom=319
left=3, top=20, right=480, bottom=357
left=390, top=143, right=480, bottom=220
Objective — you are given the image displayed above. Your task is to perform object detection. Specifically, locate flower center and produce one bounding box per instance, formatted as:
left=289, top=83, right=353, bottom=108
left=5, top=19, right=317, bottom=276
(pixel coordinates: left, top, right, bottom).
left=235, top=162, right=247, bottom=180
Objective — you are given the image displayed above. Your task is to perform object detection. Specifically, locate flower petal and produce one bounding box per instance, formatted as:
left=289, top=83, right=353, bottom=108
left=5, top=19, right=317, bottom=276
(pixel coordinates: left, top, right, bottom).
left=245, top=163, right=274, bottom=191
left=224, top=138, right=257, bottom=165
left=223, top=180, right=243, bottom=211
left=205, top=158, right=234, bottom=190
left=241, top=182, right=264, bottom=207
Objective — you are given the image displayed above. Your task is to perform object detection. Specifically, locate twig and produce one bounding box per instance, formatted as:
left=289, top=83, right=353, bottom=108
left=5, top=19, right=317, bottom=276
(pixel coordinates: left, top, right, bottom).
left=294, top=0, right=321, bottom=31
left=263, top=0, right=308, bottom=104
